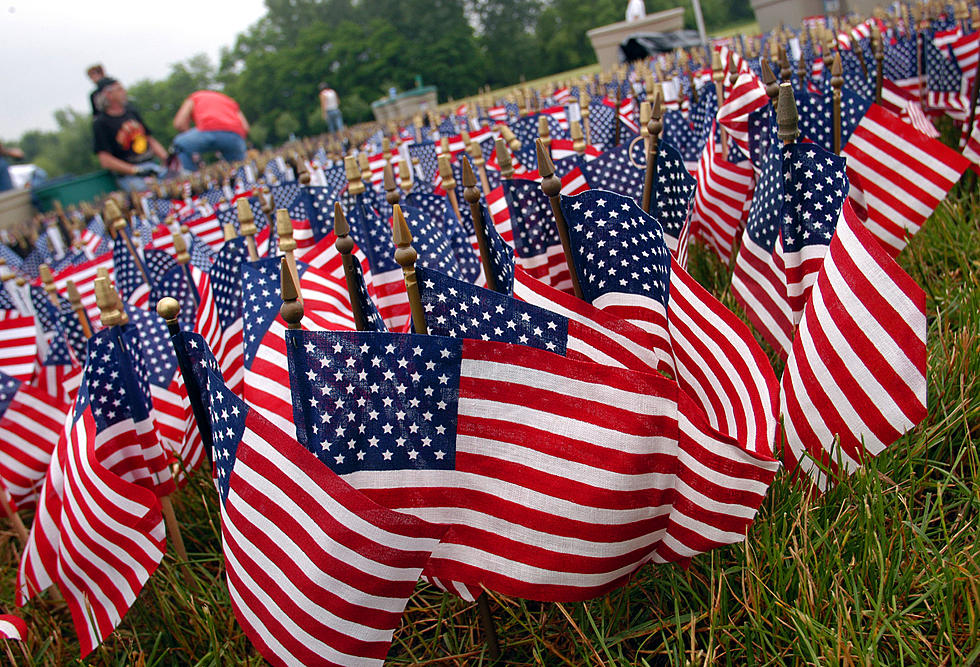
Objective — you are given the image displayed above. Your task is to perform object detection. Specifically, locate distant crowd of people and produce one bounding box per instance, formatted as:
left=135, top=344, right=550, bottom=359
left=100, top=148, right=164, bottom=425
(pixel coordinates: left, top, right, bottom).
left=1, top=65, right=346, bottom=194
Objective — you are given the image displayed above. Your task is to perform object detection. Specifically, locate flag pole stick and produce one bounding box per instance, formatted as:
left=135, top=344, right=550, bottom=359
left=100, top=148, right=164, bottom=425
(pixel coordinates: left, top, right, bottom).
left=67, top=281, right=93, bottom=339
left=1, top=486, right=29, bottom=545
left=872, top=26, right=884, bottom=105
left=712, top=50, right=729, bottom=161
left=461, top=158, right=498, bottom=293
left=437, top=154, right=463, bottom=223
left=105, top=200, right=151, bottom=287
left=97, top=280, right=190, bottom=565
left=171, top=232, right=201, bottom=311
left=332, top=203, right=368, bottom=331
left=642, top=92, right=663, bottom=215
left=236, top=198, right=260, bottom=262
left=391, top=205, right=428, bottom=334
left=467, top=140, right=493, bottom=200
left=831, top=52, right=844, bottom=155
left=275, top=210, right=303, bottom=306
left=580, top=92, right=593, bottom=147
left=476, top=592, right=501, bottom=661
left=613, top=86, right=622, bottom=148
left=38, top=265, right=61, bottom=307
left=536, top=139, right=583, bottom=299
left=156, top=297, right=214, bottom=469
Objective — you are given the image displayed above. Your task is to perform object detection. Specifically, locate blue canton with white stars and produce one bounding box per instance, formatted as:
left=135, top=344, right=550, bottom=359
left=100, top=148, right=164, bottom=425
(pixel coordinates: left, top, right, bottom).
left=407, top=142, right=439, bottom=193
left=479, top=202, right=515, bottom=294
left=112, top=235, right=148, bottom=301
left=502, top=177, right=560, bottom=261
left=79, top=326, right=154, bottom=429
left=206, top=368, right=246, bottom=504
left=285, top=330, right=461, bottom=476
left=777, top=143, right=849, bottom=252
left=241, top=256, right=297, bottom=368
left=210, top=236, right=250, bottom=330
left=189, top=234, right=215, bottom=271
left=57, top=299, right=89, bottom=363
left=123, top=305, right=178, bottom=388
left=925, top=39, right=963, bottom=93
left=416, top=266, right=566, bottom=353
left=29, top=287, right=74, bottom=366
left=0, top=371, right=22, bottom=418
left=403, top=192, right=482, bottom=284
left=884, top=37, right=919, bottom=81
left=561, top=190, right=671, bottom=308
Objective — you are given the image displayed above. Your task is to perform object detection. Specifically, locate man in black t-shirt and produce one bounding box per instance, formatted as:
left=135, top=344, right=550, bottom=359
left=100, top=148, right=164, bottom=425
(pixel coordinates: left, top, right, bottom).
left=92, top=79, right=169, bottom=192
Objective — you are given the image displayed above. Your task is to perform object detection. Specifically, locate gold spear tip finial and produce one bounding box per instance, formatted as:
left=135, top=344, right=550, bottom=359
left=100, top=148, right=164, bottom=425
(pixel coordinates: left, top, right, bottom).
left=276, top=209, right=296, bottom=251
left=39, top=264, right=53, bottom=285
left=391, top=204, right=412, bottom=248
left=333, top=201, right=350, bottom=238
left=383, top=162, right=396, bottom=192
left=776, top=83, right=800, bottom=144
left=223, top=223, right=237, bottom=241
left=104, top=198, right=123, bottom=224
left=156, top=297, right=181, bottom=323
left=236, top=197, right=253, bottom=222
left=95, top=277, right=121, bottom=326
left=172, top=230, right=190, bottom=264
left=761, top=58, right=777, bottom=86
left=535, top=138, right=555, bottom=180
left=461, top=156, right=477, bottom=189
left=279, top=257, right=304, bottom=330
left=832, top=51, right=843, bottom=77
left=66, top=280, right=83, bottom=306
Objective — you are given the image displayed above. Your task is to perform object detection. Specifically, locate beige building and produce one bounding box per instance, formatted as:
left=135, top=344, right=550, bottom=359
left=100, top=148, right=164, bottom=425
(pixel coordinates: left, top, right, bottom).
left=751, top=0, right=882, bottom=32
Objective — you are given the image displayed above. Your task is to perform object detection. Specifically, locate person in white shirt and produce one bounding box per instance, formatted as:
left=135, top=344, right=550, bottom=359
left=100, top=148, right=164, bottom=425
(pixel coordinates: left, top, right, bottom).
left=318, top=83, right=344, bottom=135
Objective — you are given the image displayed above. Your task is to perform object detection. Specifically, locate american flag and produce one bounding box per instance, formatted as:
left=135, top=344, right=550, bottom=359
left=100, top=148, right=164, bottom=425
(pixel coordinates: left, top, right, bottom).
left=242, top=255, right=358, bottom=437
left=561, top=188, right=779, bottom=455
left=793, top=84, right=871, bottom=152
left=195, top=237, right=250, bottom=399
left=408, top=141, right=440, bottom=191
left=0, top=615, right=26, bottom=641
left=188, top=232, right=216, bottom=271
left=56, top=298, right=90, bottom=367
left=951, top=31, right=979, bottom=94
left=17, top=325, right=171, bottom=656
left=587, top=97, right=640, bottom=150
left=270, top=183, right=317, bottom=249
left=717, top=72, right=770, bottom=160
left=879, top=79, right=940, bottom=137
left=780, top=201, right=927, bottom=491
left=579, top=140, right=696, bottom=250
left=689, top=124, right=755, bottom=264
left=42, top=257, right=105, bottom=329
left=924, top=38, right=969, bottom=118
left=842, top=104, right=970, bottom=257
left=882, top=36, right=922, bottom=96
left=401, top=193, right=482, bottom=285
left=179, top=335, right=446, bottom=667
left=502, top=168, right=587, bottom=293
left=284, top=327, right=778, bottom=600
left=28, top=286, right=75, bottom=369
left=111, top=236, right=150, bottom=309
left=0, top=315, right=36, bottom=382
left=933, top=25, right=963, bottom=50
left=963, top=123, right=980, bottom=172
left=0, top=370, right=71, bottom=510
left=732, top=129, right=849, bottom=357
left=146, top=196, right=173, bottom=222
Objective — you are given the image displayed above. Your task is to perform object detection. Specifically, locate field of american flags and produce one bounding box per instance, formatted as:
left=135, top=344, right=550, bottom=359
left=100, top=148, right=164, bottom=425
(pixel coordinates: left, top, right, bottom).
left=0, top=175, right=975, bottom=665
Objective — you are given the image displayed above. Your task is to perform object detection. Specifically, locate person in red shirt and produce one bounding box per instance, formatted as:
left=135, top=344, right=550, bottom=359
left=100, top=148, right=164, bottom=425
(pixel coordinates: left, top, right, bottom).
left=172, top=90, right=250, bottom=171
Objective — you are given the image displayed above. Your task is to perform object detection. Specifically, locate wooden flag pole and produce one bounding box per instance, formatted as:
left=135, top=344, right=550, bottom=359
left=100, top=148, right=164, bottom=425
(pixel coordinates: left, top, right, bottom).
left=383, top=162, right=401, bottom=206
left=761, top=59, right=779, bottom=111
left=155, top=297, right=213, bottom=469
left=831, top=52, right=844, bottom=155
left=613, top=86, right=622, bottom=147
left=580, top=91, right=592, bottom=147
left=39, top=264, right=61, bottom=307
left=398, top=158, right=413, bottom=195
left=237, top=198, right=260, bottom=262
left=872, top=26, right=884, bottom=105
left=712, top=50, right=729, bottom=160
left=495, top=138, right=515, bottom=180
left=536, top=139, right=583, bottom=299
left=642, top=92, right=664, bottom=215
left=275, top=209, right=302, bottom=305
left=391, top=205, right=428, bottom=334
left=333, top=203, right=368, bottom=331
left=1, top=486, right=29, bottom=545
left=797, top=36, right=809, bottom=84
left=639, top=100, right=652, bottom=158
left=66, top=281, right=93, bottom=339
left=467, top=140, right=493, bottom=199
left=171, top=232, right=201, bottom=310
left=437, top=154, right=463, bottom=222
left=461, top=158, right=497, bottom=292
left=279, top=257, right=305, bottom=331
left=105, top=200, right=150, bottom=286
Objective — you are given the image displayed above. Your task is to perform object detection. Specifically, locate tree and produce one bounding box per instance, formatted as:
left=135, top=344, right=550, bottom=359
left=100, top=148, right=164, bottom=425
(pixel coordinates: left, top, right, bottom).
left=474, top=0, right=545, bottom=89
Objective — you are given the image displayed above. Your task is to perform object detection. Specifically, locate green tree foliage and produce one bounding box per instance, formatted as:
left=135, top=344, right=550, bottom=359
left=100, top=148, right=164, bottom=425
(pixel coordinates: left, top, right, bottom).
left=13, top=0, right=755, bottom=173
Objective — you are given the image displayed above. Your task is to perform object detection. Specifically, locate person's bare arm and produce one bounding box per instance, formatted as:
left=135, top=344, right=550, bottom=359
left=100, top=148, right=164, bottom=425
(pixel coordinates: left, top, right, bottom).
left=237, top=110, right=250, bottom=135
left=173, top=97, right=194, bottom=132
left=98, top=151, right=140, bottom=175
left=0, top=144, right=24, bottom=159
left=148, top=136, right=168, bottom=161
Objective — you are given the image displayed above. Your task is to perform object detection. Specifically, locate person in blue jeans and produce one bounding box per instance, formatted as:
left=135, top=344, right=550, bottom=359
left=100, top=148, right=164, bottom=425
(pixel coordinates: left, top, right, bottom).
left=172, top=90, right=250, bottom=171
left=319, top=83, right=344, bottom=135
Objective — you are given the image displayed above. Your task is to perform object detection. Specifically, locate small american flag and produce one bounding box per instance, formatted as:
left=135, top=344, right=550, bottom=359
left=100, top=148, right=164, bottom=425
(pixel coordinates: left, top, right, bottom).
left=0, top=370, right=71, bottom=510
left=18, top=325, right=171, bottom=656
left=177, top=333, right=446, bottom=667
left=842, top=104, right=970, bottom=256
left=0, top=615, right=26, bottom=641
left=780, top=201, right=927, bottom=491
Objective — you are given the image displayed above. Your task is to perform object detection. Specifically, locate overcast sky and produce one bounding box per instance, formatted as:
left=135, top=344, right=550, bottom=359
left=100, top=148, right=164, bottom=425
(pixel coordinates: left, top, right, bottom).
left=0, top=0, right=268, bottom=140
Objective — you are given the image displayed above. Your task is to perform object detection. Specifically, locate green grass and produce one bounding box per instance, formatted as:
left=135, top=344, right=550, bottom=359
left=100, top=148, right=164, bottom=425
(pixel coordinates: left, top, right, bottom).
left=2, top=182, right=979, bottom=663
